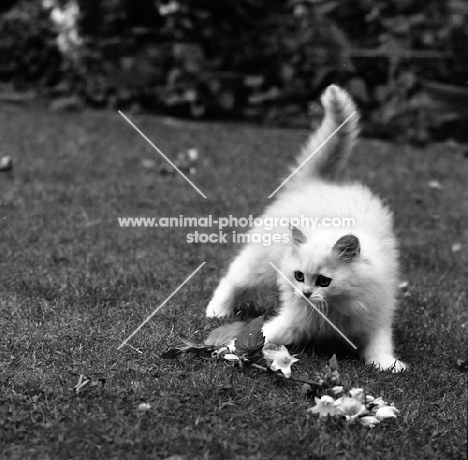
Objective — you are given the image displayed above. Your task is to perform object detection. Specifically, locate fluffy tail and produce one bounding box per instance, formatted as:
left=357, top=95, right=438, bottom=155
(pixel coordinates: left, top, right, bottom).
left=292, top=85, right=359, bottom=182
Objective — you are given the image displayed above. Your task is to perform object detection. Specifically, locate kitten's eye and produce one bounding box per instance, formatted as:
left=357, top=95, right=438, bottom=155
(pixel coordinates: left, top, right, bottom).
left=316, top=275, right=332, bottom=287
left=294, top=271, right=305, bottom=282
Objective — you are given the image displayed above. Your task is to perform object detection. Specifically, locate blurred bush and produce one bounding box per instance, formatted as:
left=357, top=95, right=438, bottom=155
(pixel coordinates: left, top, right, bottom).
left=0, top=0, right=467, bottom=141
left=0, top=0, right=61, bottom=88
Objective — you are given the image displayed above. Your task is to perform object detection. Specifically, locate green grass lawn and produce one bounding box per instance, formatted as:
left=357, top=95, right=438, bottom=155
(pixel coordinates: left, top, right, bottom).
left=0, top=103, right=467, bottom=460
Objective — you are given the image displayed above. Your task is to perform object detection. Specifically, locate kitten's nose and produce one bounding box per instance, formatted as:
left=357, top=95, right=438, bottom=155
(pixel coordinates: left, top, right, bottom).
left=303, top=290, right=312, bottom=298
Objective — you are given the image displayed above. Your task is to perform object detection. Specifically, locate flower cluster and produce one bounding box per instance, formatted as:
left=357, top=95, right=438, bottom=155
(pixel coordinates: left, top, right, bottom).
left=213, top=337, right=399, bottom=428
left=215, top=339, right=300, bottom=378
left=164, top=321, right=400, bottom=430
left=308, top=387, right=399, bottom=428
left=43, top=0, right=83, bottom=61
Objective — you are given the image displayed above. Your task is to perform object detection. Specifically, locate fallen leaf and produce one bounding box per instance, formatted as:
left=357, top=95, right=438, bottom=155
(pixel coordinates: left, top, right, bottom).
left=0, top=156, right=13, bottom=172
left=161, top=336, right=214, bottom=359
left=428, top=180, right=442, bottom=189
left=235, top=317, right=265, bottom=356
left=399, top=281, right=409, bottom=291
left=137, top=402, right=151, bottom=412
left=204, top=321, right=246, bottom=348
left=141, top=158, right=156, bottom=169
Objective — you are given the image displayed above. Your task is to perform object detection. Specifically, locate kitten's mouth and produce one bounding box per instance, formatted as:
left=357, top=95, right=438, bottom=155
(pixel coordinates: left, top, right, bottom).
left=304, top=293, right=329, bottom=325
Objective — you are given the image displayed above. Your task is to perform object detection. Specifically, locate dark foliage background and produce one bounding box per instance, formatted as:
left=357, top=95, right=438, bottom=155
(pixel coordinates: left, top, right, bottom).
left=1, top=0, right=467, bottom=141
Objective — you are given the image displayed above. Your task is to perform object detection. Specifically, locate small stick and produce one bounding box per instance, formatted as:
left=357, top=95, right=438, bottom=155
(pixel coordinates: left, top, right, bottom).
left=251, top=363, right=321, bottom=389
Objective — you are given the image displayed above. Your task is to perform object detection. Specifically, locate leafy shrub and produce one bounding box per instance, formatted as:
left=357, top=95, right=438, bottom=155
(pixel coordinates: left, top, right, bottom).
left=1, top=0, right=467, bottom=140
left=0, top=0, right=62, bottom=88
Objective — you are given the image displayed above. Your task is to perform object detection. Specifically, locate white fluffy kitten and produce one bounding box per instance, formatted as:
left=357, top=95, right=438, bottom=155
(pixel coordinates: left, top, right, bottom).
left=206, top=85, right=406, bottom=372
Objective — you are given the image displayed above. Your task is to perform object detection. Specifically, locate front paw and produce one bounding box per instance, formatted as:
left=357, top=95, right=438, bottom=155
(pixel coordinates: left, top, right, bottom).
left=205, top=300, right=232, bottom=318
left=262, top=321, right=295, bottom=346
left=367, top=356, right=407, bottom=373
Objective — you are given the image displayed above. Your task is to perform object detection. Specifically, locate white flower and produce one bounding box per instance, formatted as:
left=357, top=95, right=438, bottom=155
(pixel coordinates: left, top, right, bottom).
left=335, top=396, right=367, bottom=422
left=308, top=395, right=337, bottom=417
left=358, top=415, right=380, bottom=428
left=263, top=345, right=298, bottom=378
left=369, top=396, right=388, bottom=408
left=375, top=405, right=399, bottom=420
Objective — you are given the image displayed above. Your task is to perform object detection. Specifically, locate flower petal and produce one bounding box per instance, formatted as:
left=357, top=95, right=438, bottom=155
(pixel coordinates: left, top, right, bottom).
left=335, top=396, right=366, bottom=417
left=358, top=416, right=380, bottom=428
left=279, top=364, right=292, bottom=378
left=263, top=345, right=298, bottom=378
left=225, top=339, right=236, bottom=353
left=223, top=353, right=240, bottom=361
left=349, top=388, right=365, bottom=403
left=375, top=405, right=399, bottom=420
left=370, top=396, right=388, bottom=408
left=263, top=345, right=289, bottom=361
left=308, top=395, right=337, bottom=417
left=331, top=386, right=344, bottom=396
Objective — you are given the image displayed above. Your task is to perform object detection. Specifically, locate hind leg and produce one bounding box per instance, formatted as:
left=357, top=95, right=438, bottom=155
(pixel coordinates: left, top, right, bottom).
left=206, top=245, right=276, bottom=317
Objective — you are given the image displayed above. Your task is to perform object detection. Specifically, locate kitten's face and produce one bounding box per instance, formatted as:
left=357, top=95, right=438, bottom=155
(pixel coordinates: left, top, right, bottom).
left=283, top=227, right=362, bottom=306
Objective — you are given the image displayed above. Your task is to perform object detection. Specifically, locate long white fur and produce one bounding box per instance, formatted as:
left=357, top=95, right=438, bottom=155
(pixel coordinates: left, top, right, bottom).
left=206, top=85, right=406, bottom=372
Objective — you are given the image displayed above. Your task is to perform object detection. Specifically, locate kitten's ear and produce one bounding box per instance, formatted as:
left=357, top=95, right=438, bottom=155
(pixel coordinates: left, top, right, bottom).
left=334, top=234, right=360, bottom=261
left=290, top=225, right=307, bottom=246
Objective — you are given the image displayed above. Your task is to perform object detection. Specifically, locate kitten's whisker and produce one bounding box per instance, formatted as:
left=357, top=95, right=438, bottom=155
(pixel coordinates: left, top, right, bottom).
left=313, top=293, right=328, bottom=312
left=307, top=296, right=323, bottom=324
left=306, top=300, right=319, bottom=323
left=311, top=293, right=329, bottom=327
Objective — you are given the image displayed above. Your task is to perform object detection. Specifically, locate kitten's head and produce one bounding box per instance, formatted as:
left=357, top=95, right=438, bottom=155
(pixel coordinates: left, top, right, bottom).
left=281, top=226, right=363, bottom=309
